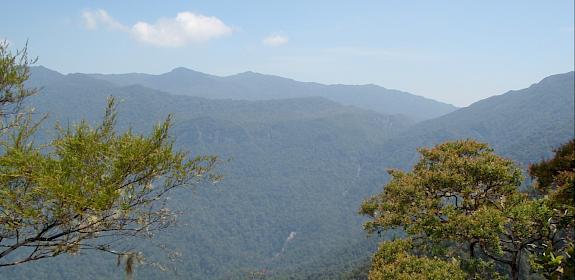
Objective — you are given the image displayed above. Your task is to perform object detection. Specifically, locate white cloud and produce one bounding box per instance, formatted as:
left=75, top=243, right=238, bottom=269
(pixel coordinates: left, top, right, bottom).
left=81, top=9, right=232, bottom=47
left=82, top=9, right=127, bottom=31
left=262, top=34, right=289, bottom=47
left=131, top=12, right=232, bottom=47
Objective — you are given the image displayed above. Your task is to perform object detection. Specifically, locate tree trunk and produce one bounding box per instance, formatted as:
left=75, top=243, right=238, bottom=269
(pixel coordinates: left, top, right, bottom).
left=469, top=240, right=477, bottom=258
left=510, top=264, right=519, bottom=280
left=510, top=253, right=520, bottom=280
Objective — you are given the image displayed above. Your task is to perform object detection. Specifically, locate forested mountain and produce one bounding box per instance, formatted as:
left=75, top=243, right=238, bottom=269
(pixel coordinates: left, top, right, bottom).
left=370, top=71, right=575, bottom=171
left=5, top=67, right=573, bottom=279
left=85, top=67, right=457, bottom=121
left=7, top=67, right=410, bottom=279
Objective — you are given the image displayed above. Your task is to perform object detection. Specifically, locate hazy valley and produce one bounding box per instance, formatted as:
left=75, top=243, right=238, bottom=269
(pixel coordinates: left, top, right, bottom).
left=3, top=66, right=573, bottom=279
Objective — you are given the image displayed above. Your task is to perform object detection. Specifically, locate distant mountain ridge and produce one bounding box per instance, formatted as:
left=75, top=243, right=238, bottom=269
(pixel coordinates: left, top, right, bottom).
left=9, top=67, right=413, bottom=279
left=78, top=66, right=457, bottom=121
left=8, top=67, right=573, bottom=279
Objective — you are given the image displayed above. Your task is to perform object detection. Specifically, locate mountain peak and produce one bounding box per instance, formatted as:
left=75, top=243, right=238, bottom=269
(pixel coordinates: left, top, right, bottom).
left=57, top=66, right=459, bottom=120
left=169, top=67, right=197, bottom=74
left=228, top=71, right=296, bottom=82
left=233, top=70, right=266, bottom=77
left=27, top=66, right=65, bottom=87
left=30, top=65, right=63, bottom=76
left=162, top=67, right=220, bottom=81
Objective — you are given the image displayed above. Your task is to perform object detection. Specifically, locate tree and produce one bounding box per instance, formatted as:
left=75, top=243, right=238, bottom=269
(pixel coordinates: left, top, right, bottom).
left=528, top=140, right=574, bottom=279
left=360, top=140, right=562, bottom=280
left=0, top=41, right=36, bottom=132
left=0, top=41, right=218, bottom=273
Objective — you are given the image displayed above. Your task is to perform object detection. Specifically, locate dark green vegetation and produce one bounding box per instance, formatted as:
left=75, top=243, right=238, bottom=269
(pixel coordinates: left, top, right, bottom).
left=86, top=67, right=457, bottom=121
left=3, top=64, right=574, bottom=279
left=361, top=140, right=574, bottom=280
left=528, top=140, right=574, bottom=279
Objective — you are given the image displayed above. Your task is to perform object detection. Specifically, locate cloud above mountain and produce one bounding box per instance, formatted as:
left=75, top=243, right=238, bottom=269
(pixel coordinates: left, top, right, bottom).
left=81, top=9, right=127, bottom=31
left=81, top=9, right=232, bottom=47
left=262, top=34, right=289, bottom=47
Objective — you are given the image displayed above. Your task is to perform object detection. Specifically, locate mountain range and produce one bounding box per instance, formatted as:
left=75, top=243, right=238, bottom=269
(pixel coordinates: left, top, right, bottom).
left=5, top=67, right=574, bottom=279
left=84, top=67, right=457, bottom=121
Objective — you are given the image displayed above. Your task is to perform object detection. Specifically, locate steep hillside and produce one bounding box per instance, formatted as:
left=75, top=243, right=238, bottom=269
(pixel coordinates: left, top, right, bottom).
left=372, top=71, right=575, bottom=173
left=6, top=68, right=409, bottom=279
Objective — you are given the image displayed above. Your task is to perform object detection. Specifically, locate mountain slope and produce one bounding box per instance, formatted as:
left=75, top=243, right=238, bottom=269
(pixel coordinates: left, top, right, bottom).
left=5, top=68, right=573, bottom=279
left=371, top=71, right=575, bottom=172
left=7, top=68, right=410, bottom=279
left=83, top=67, right=457, bottom=121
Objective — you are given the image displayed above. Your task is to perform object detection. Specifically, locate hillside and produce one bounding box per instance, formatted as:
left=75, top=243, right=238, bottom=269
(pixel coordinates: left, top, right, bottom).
left=84, top=67, right=457, bottom=121
left=4, top=68, right=574, bottom=279
left=6, top=68, right=409, bottom=279
left=371, top=71, right=575, bottom=172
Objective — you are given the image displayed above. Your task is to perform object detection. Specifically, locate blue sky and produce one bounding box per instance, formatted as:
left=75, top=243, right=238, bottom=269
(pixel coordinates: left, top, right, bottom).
left=1, top=1, right=573, bottom=106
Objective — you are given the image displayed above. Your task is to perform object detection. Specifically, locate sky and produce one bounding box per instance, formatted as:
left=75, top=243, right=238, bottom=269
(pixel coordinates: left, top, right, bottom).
left=1, top=1, right=573, bottom=106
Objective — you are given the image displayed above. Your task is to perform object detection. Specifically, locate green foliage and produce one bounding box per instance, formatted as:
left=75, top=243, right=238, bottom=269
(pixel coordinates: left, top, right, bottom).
left=0, top=40, right=36, bottom=131
left=368, top=239, right=465, bottom=280
left=361, top=140, right=523, bottom=242
left=3, top=64, right=573, bottom=278
left=529, top=139, right=575, bottom=205
left=528, top=140, right=575, bottom=279
left=0, top=41, right=218, bottom=274
left=361, top=140, right=567, bottom=280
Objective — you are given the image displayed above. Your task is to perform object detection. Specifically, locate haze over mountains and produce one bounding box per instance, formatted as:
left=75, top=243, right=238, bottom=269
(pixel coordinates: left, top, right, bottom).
left=7, top=66, right=574, bottom=279
left=84, top=67, right=458, bottom=121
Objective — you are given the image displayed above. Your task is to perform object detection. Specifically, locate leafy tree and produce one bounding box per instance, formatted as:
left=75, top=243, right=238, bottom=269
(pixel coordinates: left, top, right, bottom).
left=360, top=140, right=562, bottom=280
left=0, top=41, right=36, bottom=132
left=0, top=41, right=218, bottom=273
left=529, top=140, right=574, bottom=205
left=528, top=140, right=574, bottom=279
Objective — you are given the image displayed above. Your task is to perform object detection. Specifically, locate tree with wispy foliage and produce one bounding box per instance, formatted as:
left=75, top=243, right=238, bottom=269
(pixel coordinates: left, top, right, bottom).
left=360, top=139, right=574, bottom=280
left=0, top=41, right=218, bottom=274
